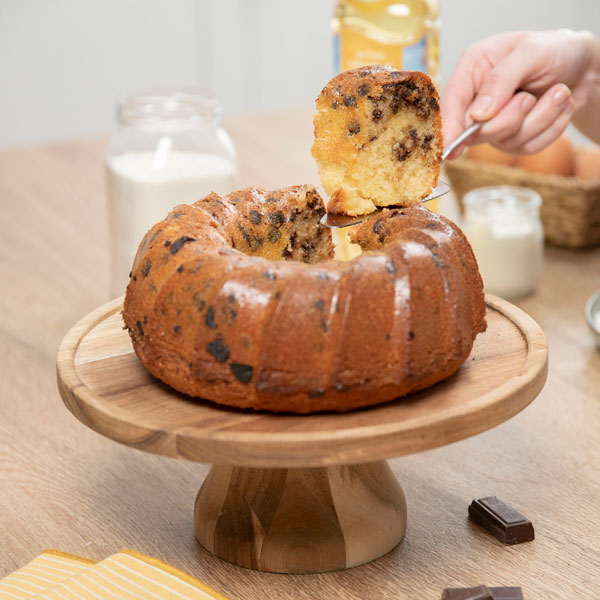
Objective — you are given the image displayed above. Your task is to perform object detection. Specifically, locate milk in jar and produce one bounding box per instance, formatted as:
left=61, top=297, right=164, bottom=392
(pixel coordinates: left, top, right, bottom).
left=105, top=88, right=239, bottom=297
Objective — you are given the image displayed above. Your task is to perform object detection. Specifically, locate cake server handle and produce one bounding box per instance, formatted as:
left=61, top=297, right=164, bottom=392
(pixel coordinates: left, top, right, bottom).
left=321, top=121, right=485, bottom=229
left=441, top=121, right=483, bottom=162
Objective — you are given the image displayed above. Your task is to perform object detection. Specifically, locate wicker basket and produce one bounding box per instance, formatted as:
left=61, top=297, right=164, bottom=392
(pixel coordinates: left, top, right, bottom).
left=445, top=158, right=600, bottom=248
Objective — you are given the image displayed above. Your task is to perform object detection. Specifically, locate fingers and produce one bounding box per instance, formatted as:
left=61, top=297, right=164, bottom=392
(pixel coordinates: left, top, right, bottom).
left=444, top=92, right=537, bottom=160
left=506, top=98, right=575, bottom=154
left=493, top=84, right=574, bottom=153
left=468, top=44, right=540, bottom=122
left=470, top=92, right=537, bottom=144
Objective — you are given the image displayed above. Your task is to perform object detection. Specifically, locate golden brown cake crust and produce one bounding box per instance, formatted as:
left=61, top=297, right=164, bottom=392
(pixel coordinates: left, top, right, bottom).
left=123, top=189, right=486, bottom=414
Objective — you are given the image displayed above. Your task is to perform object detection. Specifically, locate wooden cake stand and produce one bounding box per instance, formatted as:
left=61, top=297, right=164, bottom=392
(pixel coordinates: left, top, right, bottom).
left=57, top=295, right=547, bottom=574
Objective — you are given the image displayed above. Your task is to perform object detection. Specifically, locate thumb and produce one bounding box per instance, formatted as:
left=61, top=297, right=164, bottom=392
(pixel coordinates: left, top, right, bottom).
left=469, top=50, right=533, bottom=121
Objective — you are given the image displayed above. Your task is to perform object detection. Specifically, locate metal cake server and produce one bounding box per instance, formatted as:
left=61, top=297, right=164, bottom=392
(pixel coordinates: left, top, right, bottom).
left=320, top=122, right=484, bottom=229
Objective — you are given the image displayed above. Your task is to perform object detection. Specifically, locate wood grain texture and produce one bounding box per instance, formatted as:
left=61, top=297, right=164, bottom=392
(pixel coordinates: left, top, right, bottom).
left=1, top=109, right=599, bottom=597
left=56, top=295, right=547, bottom=467
left=194, top=461, right=406, bottom=573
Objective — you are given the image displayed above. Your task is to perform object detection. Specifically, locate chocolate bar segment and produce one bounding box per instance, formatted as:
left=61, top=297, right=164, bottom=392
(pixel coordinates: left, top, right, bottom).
left=441, top=587, right=524, bottom=600
left=469, top=497, right=534, bottom=544
left=441, top=586, right=493, bottom=599
left=490, top=587, right=524, bottom=600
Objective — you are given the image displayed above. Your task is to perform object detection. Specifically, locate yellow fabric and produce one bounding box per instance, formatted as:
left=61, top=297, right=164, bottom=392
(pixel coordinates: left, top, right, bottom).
left=0, top=550, right=229, bottom=600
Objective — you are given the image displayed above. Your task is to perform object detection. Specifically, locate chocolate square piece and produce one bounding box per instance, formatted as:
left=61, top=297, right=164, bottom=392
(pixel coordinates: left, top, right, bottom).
left=469, top=497, right=534, bottom=544
left=490, top=587, right=524, bottom=600
left=441, top=586, right=493, bottom=600
left=441, top=587, right=524, bottom=600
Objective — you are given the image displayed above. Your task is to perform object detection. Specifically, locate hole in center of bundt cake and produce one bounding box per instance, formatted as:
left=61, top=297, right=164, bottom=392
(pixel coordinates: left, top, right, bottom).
left=229, top=185, right=335, bottom=264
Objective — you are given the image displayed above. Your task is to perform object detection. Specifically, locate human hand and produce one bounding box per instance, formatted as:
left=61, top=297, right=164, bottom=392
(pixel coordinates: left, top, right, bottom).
left=441, top=29, right=597, bottom=158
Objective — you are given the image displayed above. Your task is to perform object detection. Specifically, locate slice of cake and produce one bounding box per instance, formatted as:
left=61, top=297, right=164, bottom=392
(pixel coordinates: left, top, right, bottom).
left=312, top=65, right=443, bottom=216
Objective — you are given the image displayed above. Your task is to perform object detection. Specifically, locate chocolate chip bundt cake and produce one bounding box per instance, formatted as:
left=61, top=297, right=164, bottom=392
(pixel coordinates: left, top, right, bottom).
left=123, top=184, right=486, bottom=413
left=312, top=65, right=443, bottom=215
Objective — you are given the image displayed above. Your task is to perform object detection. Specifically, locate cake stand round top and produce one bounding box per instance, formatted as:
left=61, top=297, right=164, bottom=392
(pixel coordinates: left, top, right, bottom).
left=57, top=295, right=547, bottom=468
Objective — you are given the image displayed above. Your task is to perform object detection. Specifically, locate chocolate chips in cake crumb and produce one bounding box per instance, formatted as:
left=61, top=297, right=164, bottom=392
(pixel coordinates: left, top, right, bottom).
left=268, top=227, right=282, bottom=243
left=372, top=108, right=383, bottom=121
left=173, top=325, right=181, bottom=334
left=206, top=338, right=229, bottom=362
left=348, top=121, right=361, bottom=136
left=266, top=211, right=286, bottom=227
left=230, top=362, right=253, bottom=383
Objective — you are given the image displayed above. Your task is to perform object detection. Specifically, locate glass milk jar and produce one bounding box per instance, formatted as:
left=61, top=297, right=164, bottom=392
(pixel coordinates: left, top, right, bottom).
left=105, top=87, right=239, bottom=298
left=462, top=186, right=544, bottom=300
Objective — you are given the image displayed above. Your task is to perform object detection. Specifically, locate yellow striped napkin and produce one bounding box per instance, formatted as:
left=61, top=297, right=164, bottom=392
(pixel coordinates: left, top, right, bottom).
left=0, top=549, right=229, bottom=600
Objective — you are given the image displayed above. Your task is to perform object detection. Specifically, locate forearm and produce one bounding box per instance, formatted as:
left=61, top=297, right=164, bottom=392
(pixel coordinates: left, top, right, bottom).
left=572, top=31, right=600, bottom=143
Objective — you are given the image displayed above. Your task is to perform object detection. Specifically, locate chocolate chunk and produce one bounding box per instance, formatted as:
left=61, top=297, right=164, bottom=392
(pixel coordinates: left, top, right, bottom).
left=176, top=264, right=184, bottom=273
left=357, top=83, right=370, bottom=96
left=469, top=497, right=534, bottom=545
left=141, top=260, right=152, bottom=277
left=348, top=121, right=361, bottom=136
left=230, top=362, right=253, bottom=383
left=442, top=587, right=523, bottom=600
left=409, top=330, right=415, bottom=339
left=268, top=227, right=282, bottom=243
left=373, top=219, right=388, bottom=243
left=164, top=240, right=171, bottom=247
left=193, top=292, right=205, bottom=313
left=136, top=320, right=144, bottom=337
left=441, top=586, right=493, bottom=600
left=173, top=325, right=181, bottom=334
left=372, top=108, right=383, bottom=121
left=266, top=211, right=285, bottom=227
left=313, top=299, right=325, bottom=311
left=206, top=338, right=229, bottom=362
left=170, top=236, right=196, bottom=254
left=320, top=318, right=328, bottom=332
left=249, top=210, right=262, bottom=225
left=343, top=94, right=357, bottom=107
left=205, top=305, right=218, bottom=329
left=489, top=588, right=524, bottom=600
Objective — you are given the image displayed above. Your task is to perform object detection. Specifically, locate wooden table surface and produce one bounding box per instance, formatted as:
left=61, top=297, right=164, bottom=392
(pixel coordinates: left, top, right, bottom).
left=1, top=108, right=599, bottom=599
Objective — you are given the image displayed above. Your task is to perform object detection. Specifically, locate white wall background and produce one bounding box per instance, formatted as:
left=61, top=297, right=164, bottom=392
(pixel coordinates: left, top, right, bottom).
left=1, top=0, right=599, bottom=147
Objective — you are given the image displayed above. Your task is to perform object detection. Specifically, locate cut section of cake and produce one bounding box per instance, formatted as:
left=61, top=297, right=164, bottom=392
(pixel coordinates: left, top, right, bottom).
left=312, top=65, right=443, bottom=216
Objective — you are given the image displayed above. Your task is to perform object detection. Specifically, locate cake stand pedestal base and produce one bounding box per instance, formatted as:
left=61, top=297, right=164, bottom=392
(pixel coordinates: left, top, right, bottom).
left=194, top=460, right=407, bottom=573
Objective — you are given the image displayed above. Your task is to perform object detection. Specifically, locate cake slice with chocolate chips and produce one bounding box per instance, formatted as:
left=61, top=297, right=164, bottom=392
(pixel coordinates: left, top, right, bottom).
left=312, top=65, right=443, bottom=216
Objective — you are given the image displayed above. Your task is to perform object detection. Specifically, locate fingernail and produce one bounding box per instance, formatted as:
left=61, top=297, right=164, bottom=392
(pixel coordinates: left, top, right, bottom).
left=522, top=94, right=536, bottom=112
left=553, top=86, right=570, bottom=106
left=470, top=95, right=493, bottom=119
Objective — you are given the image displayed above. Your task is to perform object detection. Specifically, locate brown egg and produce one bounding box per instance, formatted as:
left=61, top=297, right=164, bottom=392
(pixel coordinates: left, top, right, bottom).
left=467, top=143, right=519, bottom=166
left=575, top=145, right=600, bottom=181
left=517, top=135, right=575, bottom=176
